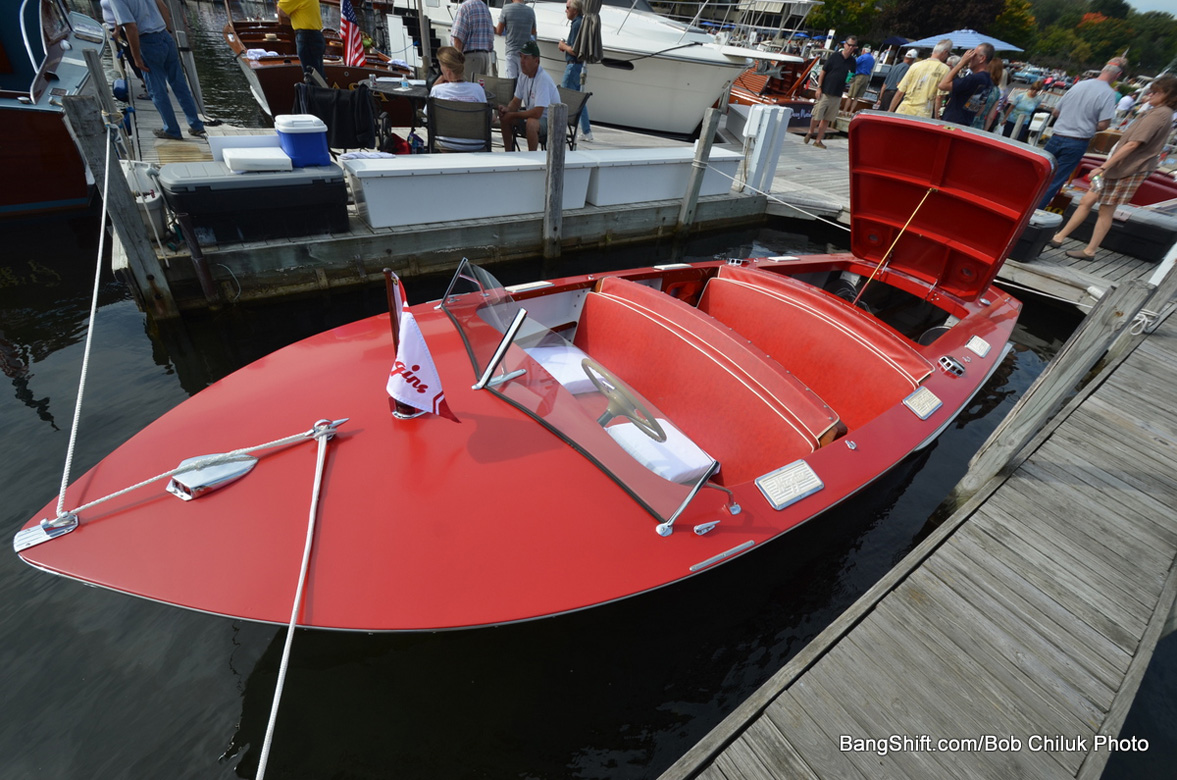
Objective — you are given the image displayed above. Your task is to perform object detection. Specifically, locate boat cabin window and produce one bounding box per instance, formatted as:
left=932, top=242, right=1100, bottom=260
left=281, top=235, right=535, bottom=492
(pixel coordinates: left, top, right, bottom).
left=440, top=261, right=719, bottom=527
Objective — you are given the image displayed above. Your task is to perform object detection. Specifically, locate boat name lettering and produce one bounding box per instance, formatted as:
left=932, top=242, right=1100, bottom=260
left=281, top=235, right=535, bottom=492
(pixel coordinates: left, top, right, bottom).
left=391, top=361, right=430, bottom=394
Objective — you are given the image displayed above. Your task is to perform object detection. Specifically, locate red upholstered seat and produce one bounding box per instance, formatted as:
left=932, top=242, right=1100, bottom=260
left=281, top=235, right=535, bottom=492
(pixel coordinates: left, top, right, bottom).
left=572, top=277, right=840, bottom=485
left=699, top=265, right=934, bottom=430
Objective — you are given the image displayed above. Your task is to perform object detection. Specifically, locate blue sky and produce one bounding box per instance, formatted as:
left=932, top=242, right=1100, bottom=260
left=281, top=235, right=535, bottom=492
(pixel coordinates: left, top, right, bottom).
left=1131, top=0, right=1177, bottom=14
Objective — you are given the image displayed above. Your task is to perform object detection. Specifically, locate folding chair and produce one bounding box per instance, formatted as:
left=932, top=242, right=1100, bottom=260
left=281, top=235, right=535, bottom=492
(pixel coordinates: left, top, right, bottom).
left=479, top=76, right=517, bottom=107
left=426, top=97, right=493, bottom=153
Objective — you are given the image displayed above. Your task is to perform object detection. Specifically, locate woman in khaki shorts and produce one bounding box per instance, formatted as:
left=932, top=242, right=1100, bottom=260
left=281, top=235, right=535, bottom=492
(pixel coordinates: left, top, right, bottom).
left=1049, top=75, right=1177, bottom=260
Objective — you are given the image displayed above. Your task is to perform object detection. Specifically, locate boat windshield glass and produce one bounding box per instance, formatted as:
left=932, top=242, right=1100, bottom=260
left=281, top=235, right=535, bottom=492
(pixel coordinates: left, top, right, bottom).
left=440, top=261, right=718, bottom=526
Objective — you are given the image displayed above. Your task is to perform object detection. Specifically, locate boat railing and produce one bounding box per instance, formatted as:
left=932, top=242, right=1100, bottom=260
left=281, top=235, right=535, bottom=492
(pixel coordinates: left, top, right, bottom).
left=18, top=0, right=39, bottom=76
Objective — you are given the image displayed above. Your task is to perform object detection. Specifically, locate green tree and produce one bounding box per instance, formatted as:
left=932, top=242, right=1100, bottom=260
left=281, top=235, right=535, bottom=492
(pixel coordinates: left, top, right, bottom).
left=808, top=0, right=879, bottom=40
left=991, top=0, right=1038, bottom=51
left=1125, top=11, right=1177, bottom=74
left=1090, top=0, right=1131, bottom=20
left=1034, top=24, right=1094, bottom=68
left=1077, top=12, right=1135, bottom=63
left=1029, top=0, right=1087, bottom=30
left=875, top=0, right=1005, bottom=40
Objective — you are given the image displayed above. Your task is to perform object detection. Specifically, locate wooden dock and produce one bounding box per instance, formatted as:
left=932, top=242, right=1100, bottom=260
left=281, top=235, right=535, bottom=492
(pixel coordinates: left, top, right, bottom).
left=660, top=284, right=1177, bottom=779
left=82, top=45, right=1170, bottom=318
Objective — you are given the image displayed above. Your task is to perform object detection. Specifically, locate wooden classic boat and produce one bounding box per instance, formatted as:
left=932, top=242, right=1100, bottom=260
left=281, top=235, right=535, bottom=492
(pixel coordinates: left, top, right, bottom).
left=15, top=114, right=1053, bottom=631
left=1, top=0, right=107, bottom=219
left=223, top=0, right=412, bottom=118
left=728, top=56, right=819, bottom=132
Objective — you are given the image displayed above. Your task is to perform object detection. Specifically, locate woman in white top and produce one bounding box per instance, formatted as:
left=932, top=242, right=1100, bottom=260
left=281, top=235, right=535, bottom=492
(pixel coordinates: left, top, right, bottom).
left=429, top=47, right=489, bottom=151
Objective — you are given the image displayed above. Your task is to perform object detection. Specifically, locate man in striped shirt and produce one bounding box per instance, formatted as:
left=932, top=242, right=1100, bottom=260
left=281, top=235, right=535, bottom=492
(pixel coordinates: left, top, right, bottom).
left=451, top=0, right=496, bottom=80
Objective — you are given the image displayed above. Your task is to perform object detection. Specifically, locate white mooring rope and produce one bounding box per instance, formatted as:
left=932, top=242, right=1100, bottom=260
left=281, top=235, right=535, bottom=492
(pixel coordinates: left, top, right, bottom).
left=55, top=119, right=117, bottom=519
left=255, top=420, right=337, bottom=780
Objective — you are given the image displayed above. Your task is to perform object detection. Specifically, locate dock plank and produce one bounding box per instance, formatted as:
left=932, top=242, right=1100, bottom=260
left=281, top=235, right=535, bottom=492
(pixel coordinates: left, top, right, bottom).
left=927, top=546, right=1117, bottom=712
left=763, top=690, right=868, bottom=780
left=797, top=659, right=945, bottom=779
left=738, top=718, right=819, bottom=780
left=949, top=533, right=1131, bottom=683
left=870, top=597, right=1072, bottom=778
left=1017, top=458, right=1176, bottom=565
left=903, top=564, right=1106, bottom=739
left=997, top=478, right=1165, bottom=606
left=958, top=517, right=1141, bottom=653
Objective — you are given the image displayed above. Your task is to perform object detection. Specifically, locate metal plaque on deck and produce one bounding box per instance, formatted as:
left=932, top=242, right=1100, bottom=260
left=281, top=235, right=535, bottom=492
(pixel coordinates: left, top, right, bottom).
left=966, top=335, right=991, bottom=358
left=755, top=461, right=823, bottom=510
left=903, top=386, right=943, bottom=420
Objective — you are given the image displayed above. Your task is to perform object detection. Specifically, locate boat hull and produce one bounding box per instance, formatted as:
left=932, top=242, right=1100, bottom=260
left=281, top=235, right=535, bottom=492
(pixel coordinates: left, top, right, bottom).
left=17, top=255, right=1020, bottom=631
left=0, top=107, right=92, bottom=218
left=0, top=8, right=106, bottom=219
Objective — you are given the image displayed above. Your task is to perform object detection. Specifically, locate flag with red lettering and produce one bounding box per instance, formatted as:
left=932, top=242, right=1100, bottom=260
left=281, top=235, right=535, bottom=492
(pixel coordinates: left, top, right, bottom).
left=340, top=0, right=367, bottom=68
left=386, top=308, right=458, bottom=421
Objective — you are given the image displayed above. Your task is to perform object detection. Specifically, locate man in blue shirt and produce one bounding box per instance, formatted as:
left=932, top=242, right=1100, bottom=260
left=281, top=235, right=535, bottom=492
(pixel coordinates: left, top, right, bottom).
left=937, top=43, right=995, bottom=126
left=847, top=44, right=874, bottom=102
left=109, top=0, right=205, bottom=141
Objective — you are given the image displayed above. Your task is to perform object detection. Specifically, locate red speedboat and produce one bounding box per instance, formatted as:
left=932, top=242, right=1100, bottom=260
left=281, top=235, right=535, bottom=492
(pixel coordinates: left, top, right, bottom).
left=14, top=114, right=1053, bottom=631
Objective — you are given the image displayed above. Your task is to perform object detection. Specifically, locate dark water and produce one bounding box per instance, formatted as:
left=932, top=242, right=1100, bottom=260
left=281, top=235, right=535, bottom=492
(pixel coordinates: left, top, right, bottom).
left=3, top=4, right=1171, bottom=777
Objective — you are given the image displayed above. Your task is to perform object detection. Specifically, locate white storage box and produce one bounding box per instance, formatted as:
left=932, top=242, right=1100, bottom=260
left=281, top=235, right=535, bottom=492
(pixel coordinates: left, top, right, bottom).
left=506, top=151, right=594, bottom=210
left=223, top=146, right=293, bottom=172
left=208, top=133, right=281, bottom=162
left=579, top=147, right=742, bottom=206
left=343, top=152, right=590, bottom=228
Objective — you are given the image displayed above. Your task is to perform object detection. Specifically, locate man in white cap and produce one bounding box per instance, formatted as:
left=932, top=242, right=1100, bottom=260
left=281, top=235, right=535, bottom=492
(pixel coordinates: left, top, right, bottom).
left=879, top=49, right=916, bottom=111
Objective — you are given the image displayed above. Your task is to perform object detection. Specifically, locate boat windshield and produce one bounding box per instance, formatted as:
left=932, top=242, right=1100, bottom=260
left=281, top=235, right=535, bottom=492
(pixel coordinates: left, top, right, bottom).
left=440, top=261, right=719, bottom=528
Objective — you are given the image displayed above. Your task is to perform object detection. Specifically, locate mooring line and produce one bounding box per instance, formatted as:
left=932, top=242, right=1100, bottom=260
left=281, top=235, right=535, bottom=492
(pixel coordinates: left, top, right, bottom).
left=255, top=419, right=337, bottom=780
left=55, top=119, right=116, bottom=519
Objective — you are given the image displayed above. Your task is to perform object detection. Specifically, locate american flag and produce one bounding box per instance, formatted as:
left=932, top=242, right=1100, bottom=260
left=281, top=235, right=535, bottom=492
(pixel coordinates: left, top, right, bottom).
left=340, top=0, right=367, bottom=67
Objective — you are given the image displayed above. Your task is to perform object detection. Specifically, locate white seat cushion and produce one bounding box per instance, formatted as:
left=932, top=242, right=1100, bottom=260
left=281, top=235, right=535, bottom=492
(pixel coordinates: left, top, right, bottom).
left=607, top=418, right=716, bottom=485
left=525, top=344, right=597, bottom=394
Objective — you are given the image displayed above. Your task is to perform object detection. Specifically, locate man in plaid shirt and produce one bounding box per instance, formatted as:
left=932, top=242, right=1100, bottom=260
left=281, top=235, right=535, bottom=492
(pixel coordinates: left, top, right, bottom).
left=451, top=0, right=496, bottom=80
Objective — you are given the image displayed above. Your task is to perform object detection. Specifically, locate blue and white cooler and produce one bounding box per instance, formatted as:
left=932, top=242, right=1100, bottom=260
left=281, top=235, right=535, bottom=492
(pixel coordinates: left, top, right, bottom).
left=275, top=114, right=331, bottom=167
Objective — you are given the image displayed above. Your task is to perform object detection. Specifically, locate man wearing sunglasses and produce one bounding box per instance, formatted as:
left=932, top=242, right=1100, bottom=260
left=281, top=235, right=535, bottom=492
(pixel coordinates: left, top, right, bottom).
left=805, top=36, right=858, bottom=149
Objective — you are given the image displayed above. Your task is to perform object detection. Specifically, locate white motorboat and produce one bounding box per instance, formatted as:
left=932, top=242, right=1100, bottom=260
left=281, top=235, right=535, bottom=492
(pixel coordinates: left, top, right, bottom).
left=405, top=0, right=802, bottom=135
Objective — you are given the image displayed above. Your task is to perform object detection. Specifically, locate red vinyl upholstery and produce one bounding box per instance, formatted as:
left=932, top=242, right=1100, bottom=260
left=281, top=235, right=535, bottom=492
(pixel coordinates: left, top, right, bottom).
left=573, top=277, right=840, bottom=485
left=699, top=265, right=934, bottom=430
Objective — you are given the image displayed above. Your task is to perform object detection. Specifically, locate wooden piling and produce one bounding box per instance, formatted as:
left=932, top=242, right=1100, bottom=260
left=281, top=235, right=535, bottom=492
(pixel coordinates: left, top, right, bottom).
left=81, top=48, right=132, bottom=157
left=543, top=102, right=568, bottom=261
left=63, top=95, right=179, bottom=319
left=677, top=108, right=722, bottom=241
left=958, top=278, right=1153, bottom=496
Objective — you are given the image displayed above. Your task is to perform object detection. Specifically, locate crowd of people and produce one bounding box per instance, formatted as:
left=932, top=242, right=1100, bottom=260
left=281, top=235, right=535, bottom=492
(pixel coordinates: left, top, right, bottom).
left=801, top=35, right=1176, bottom=262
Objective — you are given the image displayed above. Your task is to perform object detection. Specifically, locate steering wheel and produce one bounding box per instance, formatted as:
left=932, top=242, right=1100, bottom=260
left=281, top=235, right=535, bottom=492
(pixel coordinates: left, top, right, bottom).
left=581, top=358, right=667, bottom=442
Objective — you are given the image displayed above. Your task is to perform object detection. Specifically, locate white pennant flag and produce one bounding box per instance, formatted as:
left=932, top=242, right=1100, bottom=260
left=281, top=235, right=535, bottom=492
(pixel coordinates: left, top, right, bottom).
left=386, top=309, right=458, bottom=421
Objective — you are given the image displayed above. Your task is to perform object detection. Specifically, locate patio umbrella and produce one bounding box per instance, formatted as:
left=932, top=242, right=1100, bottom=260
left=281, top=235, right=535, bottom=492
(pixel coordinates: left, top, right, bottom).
left=574, top=0, right=603, bottom=64
left=904, top=29, right=1023, bottom=52
left=880, top=35, right=909, bottom=46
